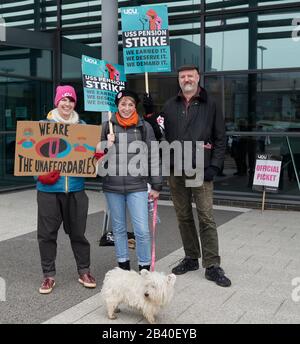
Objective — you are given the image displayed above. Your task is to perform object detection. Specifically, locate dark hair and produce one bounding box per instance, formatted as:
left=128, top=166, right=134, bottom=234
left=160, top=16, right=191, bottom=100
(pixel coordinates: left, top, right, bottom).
left=177, top=64, right=200, bottom=75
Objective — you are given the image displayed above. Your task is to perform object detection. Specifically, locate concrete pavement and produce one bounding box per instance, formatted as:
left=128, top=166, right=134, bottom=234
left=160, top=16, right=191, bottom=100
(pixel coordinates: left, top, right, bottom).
left=0, top=190, right=300, bottom=324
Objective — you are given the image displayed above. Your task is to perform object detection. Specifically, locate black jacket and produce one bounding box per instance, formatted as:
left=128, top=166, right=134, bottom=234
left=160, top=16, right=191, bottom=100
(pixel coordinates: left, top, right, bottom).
left=100, top=114, right=162, bottom=193
left=161, top=87, right=226, bottom=169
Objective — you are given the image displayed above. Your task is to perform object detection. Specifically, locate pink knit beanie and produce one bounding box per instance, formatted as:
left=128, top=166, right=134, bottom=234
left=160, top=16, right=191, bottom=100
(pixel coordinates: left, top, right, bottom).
left=54, top=85, right=77, bottom=107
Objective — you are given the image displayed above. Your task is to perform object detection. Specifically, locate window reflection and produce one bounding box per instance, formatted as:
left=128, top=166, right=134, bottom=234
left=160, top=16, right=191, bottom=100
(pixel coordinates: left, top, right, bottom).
left=205, top=9, right=300, bottom=71
left=205, top=72, right=300, bottom=131
left=205, top=0, right=249, bottom=11
left=170, top=33, right=200, bottom=71
left=0, top=77, right=52, bottom=131
left=205, top=0, right=300, bottom=10
left=257, top=10, right=300, bottom=69
left=127, top=71, right=300, bottom=197
left=62, top=54, right=81, bottom=79
left=205, top=16, right=249, bottom=71
left=215, top=133, right=300, bottom=196
left=259, top=0, right=300, bottom=5
left=0, top=47, right=52, bottom=79
left=0, top=78, right=52, bottom=190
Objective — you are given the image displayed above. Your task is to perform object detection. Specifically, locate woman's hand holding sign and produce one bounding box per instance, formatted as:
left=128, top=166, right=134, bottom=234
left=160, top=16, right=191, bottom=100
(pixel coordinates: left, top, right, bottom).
left=38, top=170, right=60, bottom=185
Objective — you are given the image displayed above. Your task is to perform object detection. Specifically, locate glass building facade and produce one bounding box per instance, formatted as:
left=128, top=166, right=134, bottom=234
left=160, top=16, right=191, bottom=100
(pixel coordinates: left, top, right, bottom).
left=1, top=0, right=300, bottom=207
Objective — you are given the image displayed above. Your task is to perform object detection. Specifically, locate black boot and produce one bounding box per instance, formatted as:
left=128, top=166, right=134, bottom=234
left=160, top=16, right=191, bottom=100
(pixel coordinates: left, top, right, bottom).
left=118, top=260, right=130, bottom=270
left=139, top=265, right=150, bottom=271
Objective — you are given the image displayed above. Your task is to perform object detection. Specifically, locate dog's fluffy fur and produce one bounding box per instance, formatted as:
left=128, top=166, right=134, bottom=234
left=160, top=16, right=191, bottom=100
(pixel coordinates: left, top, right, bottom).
left=101, top=267, right=176, bottom=324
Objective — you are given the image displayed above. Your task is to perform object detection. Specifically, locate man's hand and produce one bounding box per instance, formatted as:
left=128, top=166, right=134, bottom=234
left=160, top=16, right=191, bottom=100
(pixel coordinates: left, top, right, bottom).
left=204, top=166, right=219, bottom=182
left=38, top=170, right=60, bottom=185
left=143, top=93, right=154, bottom=115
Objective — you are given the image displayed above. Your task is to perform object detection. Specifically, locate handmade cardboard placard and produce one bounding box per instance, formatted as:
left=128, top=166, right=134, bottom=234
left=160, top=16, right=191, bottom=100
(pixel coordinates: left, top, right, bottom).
left=14, top=121, right=101, bottom=177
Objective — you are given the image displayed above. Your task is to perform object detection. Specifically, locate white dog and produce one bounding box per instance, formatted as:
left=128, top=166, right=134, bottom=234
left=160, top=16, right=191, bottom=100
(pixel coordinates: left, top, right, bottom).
left=101, top=267, right=176, bottom=324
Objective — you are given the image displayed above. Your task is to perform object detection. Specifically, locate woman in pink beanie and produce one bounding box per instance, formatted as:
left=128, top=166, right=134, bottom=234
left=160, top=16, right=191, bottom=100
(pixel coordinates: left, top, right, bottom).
left=36, top=85, right=97, bottom=294
left=50, top=85, right=78, bottom=123
left=54, top=85, right=77, bottom=107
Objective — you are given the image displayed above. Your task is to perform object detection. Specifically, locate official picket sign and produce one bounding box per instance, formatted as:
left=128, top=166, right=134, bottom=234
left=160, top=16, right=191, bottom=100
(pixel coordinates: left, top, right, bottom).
left=82, top=55, right=126, bottom=112
left=14, top=121, right=101, bottom=177
left=252, top=154, right=282, bottom=192
left=121, top=5, right=171, bottom=74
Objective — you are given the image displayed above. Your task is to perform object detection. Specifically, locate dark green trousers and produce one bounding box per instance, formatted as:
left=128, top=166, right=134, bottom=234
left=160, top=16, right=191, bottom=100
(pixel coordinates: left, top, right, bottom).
left=168, top=174, right=220, bottom=268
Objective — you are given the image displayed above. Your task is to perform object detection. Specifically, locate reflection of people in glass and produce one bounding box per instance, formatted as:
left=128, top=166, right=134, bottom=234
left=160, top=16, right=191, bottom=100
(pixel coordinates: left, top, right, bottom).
left=279, top=137, right=290, bottom=189
left=6, top=139, right=16, bottom=174
left=231, top=119, right=248, bottom=176
left=280, top=130, right=300, bottom=187
left=231, top=118, right=256, bottom=185
left=257, top=125, right=266, bottom=153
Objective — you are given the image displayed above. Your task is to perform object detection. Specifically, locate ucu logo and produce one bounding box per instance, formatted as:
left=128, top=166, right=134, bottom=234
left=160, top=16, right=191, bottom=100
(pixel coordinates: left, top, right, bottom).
left=84, top=57, right=97, bottom=65
left=123, top=9, right=137, bottom=15
left=63, top=93, right=72, bottom=97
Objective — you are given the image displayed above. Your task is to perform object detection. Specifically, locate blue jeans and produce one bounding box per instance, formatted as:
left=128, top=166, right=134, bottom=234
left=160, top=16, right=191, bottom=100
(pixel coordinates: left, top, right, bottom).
left=104, top=191, right=151, bottom=266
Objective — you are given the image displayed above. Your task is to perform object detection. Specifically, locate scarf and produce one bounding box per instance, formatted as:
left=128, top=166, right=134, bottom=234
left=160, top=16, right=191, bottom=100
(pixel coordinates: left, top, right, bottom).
left=47, top=108, right=80, bottom=124
left=116, top=111, right=139, bottom=128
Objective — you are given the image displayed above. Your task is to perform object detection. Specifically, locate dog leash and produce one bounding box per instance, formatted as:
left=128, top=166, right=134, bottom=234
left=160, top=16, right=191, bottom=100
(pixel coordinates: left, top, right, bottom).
left=150, top=198, right=158, bottom=272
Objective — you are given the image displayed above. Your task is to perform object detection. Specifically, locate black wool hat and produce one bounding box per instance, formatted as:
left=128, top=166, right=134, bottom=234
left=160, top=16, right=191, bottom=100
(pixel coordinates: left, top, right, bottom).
left=115, top=89, right=140, bottom=106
